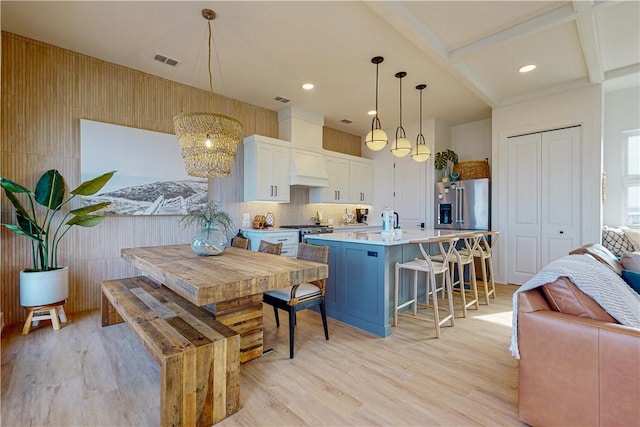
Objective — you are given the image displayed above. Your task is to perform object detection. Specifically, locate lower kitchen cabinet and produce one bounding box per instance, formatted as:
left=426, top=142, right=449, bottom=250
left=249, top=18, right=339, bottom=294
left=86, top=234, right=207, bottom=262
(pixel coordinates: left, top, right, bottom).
left=241, top=229, right=299, bottom=257
left=305, top=238, right=422, bottom=337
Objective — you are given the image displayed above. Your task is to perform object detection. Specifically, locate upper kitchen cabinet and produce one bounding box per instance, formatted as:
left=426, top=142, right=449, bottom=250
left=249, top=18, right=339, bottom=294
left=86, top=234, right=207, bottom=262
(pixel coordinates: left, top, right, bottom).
left=349, top=159, right=373, bottom=204
left=243, top=135, right=290, bottom=203
left=309, top=153, right=373, bottom=204
left=309, top=154, right=350, bottom=203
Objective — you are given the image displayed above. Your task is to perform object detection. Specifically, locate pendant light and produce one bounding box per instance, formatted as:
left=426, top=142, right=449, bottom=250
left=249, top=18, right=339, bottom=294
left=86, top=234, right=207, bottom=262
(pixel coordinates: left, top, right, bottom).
left=411, top=84, right=432, bottom=162
left=173, top=9, right=243, bottom=178
left=390, top=71, right=412, bottom=158
left=365, top=56, right=388, bottom=151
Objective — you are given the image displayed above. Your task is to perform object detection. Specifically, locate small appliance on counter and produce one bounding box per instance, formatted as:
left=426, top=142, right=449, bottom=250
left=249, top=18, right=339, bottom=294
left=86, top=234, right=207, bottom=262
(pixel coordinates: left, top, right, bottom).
left=355, top=208, right=369, bottom=224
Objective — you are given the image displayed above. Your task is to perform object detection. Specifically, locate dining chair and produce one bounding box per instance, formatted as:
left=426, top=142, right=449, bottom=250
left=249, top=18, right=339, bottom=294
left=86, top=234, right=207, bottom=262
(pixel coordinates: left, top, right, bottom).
left=231, top=236, right=250, bottom=250
left=262, top=242, right=330, bottom=358
left=257, top=240, right=282, bottom=255
left=460, top=231, right=499, bottom=304
left=393, top=236, right=458, bottom=338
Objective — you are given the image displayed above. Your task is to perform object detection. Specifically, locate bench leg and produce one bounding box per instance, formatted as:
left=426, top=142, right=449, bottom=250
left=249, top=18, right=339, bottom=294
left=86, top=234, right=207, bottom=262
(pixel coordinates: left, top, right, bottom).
left=161, top=342, right=239, bottom=427
left=101, top=290, right=123, bottom=327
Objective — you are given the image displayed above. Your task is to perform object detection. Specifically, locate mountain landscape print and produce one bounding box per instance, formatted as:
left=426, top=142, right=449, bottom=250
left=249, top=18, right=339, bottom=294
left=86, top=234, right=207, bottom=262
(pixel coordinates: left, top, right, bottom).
left=80, top=119, right=207, bottom=215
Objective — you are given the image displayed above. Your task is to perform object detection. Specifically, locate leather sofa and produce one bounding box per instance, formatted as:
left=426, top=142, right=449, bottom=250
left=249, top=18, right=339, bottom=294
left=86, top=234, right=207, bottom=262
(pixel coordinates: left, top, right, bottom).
left=517, top=274, right=640, bottom=426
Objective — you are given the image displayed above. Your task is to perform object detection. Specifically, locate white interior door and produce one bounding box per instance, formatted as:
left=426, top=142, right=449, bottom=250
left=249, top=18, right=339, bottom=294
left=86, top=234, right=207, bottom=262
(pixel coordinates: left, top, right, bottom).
left=394, top=158, right=427, bottom=230
left=507, top=133, right=541, bottom=285
left=541, top=128, right=582, bottom=265
left=507, top=126, right=582, bottom=284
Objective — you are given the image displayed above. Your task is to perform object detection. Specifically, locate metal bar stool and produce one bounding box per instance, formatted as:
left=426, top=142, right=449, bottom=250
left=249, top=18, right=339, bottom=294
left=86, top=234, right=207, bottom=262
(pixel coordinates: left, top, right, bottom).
left=393, top=236, right=458, bottom=338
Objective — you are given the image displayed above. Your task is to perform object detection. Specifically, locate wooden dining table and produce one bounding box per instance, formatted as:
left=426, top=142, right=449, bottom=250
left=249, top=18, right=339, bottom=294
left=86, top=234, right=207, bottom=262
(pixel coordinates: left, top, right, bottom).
left=121, top=244, right=328, bottom=362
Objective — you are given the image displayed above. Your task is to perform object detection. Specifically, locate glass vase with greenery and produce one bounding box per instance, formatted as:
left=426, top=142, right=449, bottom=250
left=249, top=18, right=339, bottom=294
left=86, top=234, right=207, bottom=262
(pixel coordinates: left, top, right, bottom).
left=180, top=201, right=235, bottom=256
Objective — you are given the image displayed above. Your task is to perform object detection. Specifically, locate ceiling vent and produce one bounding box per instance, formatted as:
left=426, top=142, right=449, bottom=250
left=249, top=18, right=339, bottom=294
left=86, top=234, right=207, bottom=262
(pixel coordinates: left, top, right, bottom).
left=154, top=54, right=180, bottom=67
left=274, top=96, right=290, bottom=103
left=341, top=119, right=353, bottom=124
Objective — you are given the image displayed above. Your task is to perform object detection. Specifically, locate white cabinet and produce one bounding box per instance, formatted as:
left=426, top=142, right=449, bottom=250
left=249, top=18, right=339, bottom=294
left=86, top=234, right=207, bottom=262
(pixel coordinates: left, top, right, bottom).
left=309, top=154, right=373, bottom=204
left=349, top=159, right=373, bottom=204
left=243, top=135, right=290, bottom=202
left=309, top=155, right=350, bottom=203
left=241, top=229, right=299, bottom=258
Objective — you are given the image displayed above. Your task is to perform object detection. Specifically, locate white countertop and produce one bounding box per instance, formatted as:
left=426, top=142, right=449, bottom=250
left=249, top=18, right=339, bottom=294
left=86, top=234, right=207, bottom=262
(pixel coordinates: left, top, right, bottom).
left=305, top=229, right=465, bottom=246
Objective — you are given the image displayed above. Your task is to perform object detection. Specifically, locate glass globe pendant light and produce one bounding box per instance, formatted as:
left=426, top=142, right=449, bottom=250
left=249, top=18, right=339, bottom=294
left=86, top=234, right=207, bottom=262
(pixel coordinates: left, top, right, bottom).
left=365, top=56, right=388, bottom=151
left=411, top=84, right=432, bottom=163
left=390, top=71, right=412, bottom=158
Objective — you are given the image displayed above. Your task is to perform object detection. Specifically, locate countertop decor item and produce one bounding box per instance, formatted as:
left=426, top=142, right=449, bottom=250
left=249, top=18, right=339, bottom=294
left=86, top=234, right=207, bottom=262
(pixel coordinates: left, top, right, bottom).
left=265, top=211, right=275, bottom=227
left=180, top=201, right=234, bottom=256
left=411, top=84, right=431, bottom=163
left=173, top=9, right=242, bottom=178
left=1, top=169, right=114, bottom=311
left=434, top=149, right=459, bottom=182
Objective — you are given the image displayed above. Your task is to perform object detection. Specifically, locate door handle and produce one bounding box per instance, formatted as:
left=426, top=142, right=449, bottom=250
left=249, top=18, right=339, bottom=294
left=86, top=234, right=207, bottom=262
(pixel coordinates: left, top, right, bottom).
left=270, top=185, right=274, bottom=197
left=274, top=186, right=278, bottom=197
left=559, top=230, right=564, bottom=234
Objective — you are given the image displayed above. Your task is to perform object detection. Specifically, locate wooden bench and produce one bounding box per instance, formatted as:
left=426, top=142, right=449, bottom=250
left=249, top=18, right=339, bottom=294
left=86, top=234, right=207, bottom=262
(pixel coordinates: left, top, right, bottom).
left=101, top=276, right=240, bottom=426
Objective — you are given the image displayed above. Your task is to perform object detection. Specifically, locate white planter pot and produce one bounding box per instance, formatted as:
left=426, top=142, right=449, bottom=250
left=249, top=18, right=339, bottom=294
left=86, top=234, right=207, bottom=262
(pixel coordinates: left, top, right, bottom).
left=20, top=267, right=69, bottom=307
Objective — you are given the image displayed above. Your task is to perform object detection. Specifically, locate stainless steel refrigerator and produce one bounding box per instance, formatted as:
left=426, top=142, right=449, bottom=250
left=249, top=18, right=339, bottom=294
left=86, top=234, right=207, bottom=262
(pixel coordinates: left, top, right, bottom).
left=435, top=178, right=490, bottom=230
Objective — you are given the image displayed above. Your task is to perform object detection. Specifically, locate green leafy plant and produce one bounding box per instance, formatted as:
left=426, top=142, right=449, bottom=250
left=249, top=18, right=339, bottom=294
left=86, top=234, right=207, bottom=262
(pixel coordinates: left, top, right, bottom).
left=1, top=169, right=115, bottom=271
left=434, top=149, right=459, bottom=171
left=180, top=201, right=235, bottom=238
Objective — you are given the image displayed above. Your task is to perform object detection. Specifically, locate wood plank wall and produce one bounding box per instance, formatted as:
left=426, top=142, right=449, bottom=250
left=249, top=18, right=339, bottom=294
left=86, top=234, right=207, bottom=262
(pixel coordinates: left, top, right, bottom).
left=323, top=127, right=361, bottom=157
left=0, top=33, right=362, bottom=326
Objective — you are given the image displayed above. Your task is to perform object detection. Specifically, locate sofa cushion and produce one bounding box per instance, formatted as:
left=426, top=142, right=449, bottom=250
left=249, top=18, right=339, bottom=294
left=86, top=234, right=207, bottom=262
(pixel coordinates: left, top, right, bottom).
left=569, top=243, right=623, bottom=276
left=621, top=251, right=640, bottom=272
left=621, top=270, right=640, bottom=295
left=541, top=277, right=617, bottom=322
left=602, top=226, right=636, bottom=256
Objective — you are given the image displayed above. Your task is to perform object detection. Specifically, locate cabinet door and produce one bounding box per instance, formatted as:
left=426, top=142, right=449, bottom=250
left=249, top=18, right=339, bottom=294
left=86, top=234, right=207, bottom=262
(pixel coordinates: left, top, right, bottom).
left=338, top=243, right=386, bottom=335
left=244, top=141, right=290, bottom=202
left=271, top=145, right=290, bottom=202
left=349, top=160, right=373, bottom=204
left=310, top=156, right=350, bottom=203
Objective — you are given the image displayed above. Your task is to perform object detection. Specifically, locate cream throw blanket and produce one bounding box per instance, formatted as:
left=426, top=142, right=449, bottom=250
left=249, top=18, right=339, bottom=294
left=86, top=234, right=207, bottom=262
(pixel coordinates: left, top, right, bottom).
left=510, top=254, right=640, bottom=359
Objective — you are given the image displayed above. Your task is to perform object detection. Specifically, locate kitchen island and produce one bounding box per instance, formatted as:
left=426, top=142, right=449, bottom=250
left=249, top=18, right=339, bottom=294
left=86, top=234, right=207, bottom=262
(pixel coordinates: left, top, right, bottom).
left=305, top=229, right=460, bottom=337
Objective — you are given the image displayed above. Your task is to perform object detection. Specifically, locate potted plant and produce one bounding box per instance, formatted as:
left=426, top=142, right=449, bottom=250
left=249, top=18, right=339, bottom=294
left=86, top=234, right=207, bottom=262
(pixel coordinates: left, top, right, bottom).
left=434, top=149, right=459, bottom=182
left=180, top=201, right=235, bottom=256
left=1, top=169, right=115, bottom=308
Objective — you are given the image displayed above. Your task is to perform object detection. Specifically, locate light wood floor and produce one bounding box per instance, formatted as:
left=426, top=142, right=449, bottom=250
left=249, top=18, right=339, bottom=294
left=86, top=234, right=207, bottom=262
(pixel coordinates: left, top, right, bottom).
left=1, top=283, right=524, bottom=426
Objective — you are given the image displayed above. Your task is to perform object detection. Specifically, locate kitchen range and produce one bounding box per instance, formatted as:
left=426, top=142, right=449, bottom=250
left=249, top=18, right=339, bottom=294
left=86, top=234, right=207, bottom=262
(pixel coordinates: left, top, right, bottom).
left=280, top=224, right=334, bottom=242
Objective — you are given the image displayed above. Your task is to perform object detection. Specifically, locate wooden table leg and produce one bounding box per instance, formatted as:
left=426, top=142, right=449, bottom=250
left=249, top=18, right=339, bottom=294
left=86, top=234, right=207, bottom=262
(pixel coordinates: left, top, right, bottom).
left=214, top=294, right=264, bottom=363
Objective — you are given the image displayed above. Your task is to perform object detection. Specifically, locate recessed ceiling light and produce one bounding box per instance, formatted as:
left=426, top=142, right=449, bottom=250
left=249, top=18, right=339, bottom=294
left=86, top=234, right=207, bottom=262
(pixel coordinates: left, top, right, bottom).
left=302, top=83, right=314, bottom=90
left=519, top=64, right=536, bottom=73
left=368, top=110, right=377, bottom=116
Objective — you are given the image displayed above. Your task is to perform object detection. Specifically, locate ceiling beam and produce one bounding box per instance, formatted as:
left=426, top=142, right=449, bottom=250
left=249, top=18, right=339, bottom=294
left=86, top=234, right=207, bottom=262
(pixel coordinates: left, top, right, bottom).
left=573, top=1, right=604, bottom=83
left=449, top=3, right=576, bottom=62
left=364, top=1, right=500, bottom=108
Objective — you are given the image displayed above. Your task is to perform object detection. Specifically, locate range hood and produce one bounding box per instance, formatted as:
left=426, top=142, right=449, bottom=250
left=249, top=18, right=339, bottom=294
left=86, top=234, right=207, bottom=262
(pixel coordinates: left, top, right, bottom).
left=278, top=107, right=329, bottom=187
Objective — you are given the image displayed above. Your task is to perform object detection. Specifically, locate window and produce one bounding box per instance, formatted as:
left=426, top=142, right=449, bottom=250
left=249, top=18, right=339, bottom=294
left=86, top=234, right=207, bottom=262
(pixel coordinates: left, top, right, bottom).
left=625, top=132, right=640, bottom=227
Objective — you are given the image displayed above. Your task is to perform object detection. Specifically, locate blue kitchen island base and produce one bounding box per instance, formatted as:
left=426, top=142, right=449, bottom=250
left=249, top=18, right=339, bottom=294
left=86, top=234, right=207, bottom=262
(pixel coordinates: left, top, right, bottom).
left=306, top=236, right=422, bottom=337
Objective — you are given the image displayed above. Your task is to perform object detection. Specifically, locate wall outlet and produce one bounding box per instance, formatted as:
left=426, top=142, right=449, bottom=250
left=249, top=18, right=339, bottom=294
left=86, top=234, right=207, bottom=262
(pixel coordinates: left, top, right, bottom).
left=328, top=218, right=334, bottom=225
left=242, top=213, right=250, bottom=221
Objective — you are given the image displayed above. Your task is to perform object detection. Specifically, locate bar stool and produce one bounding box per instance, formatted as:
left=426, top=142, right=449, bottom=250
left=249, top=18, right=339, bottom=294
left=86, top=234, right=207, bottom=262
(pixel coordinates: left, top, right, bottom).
left=460, top=231, right=499, bottom=304
left=393, top=236, right=458, bottom=338
left=447, top=232, right=481, bottom=317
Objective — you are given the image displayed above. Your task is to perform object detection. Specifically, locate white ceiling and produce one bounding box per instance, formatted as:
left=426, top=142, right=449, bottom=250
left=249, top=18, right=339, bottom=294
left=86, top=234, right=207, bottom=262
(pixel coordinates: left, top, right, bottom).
left=2, top=1, right=639, bottom=137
